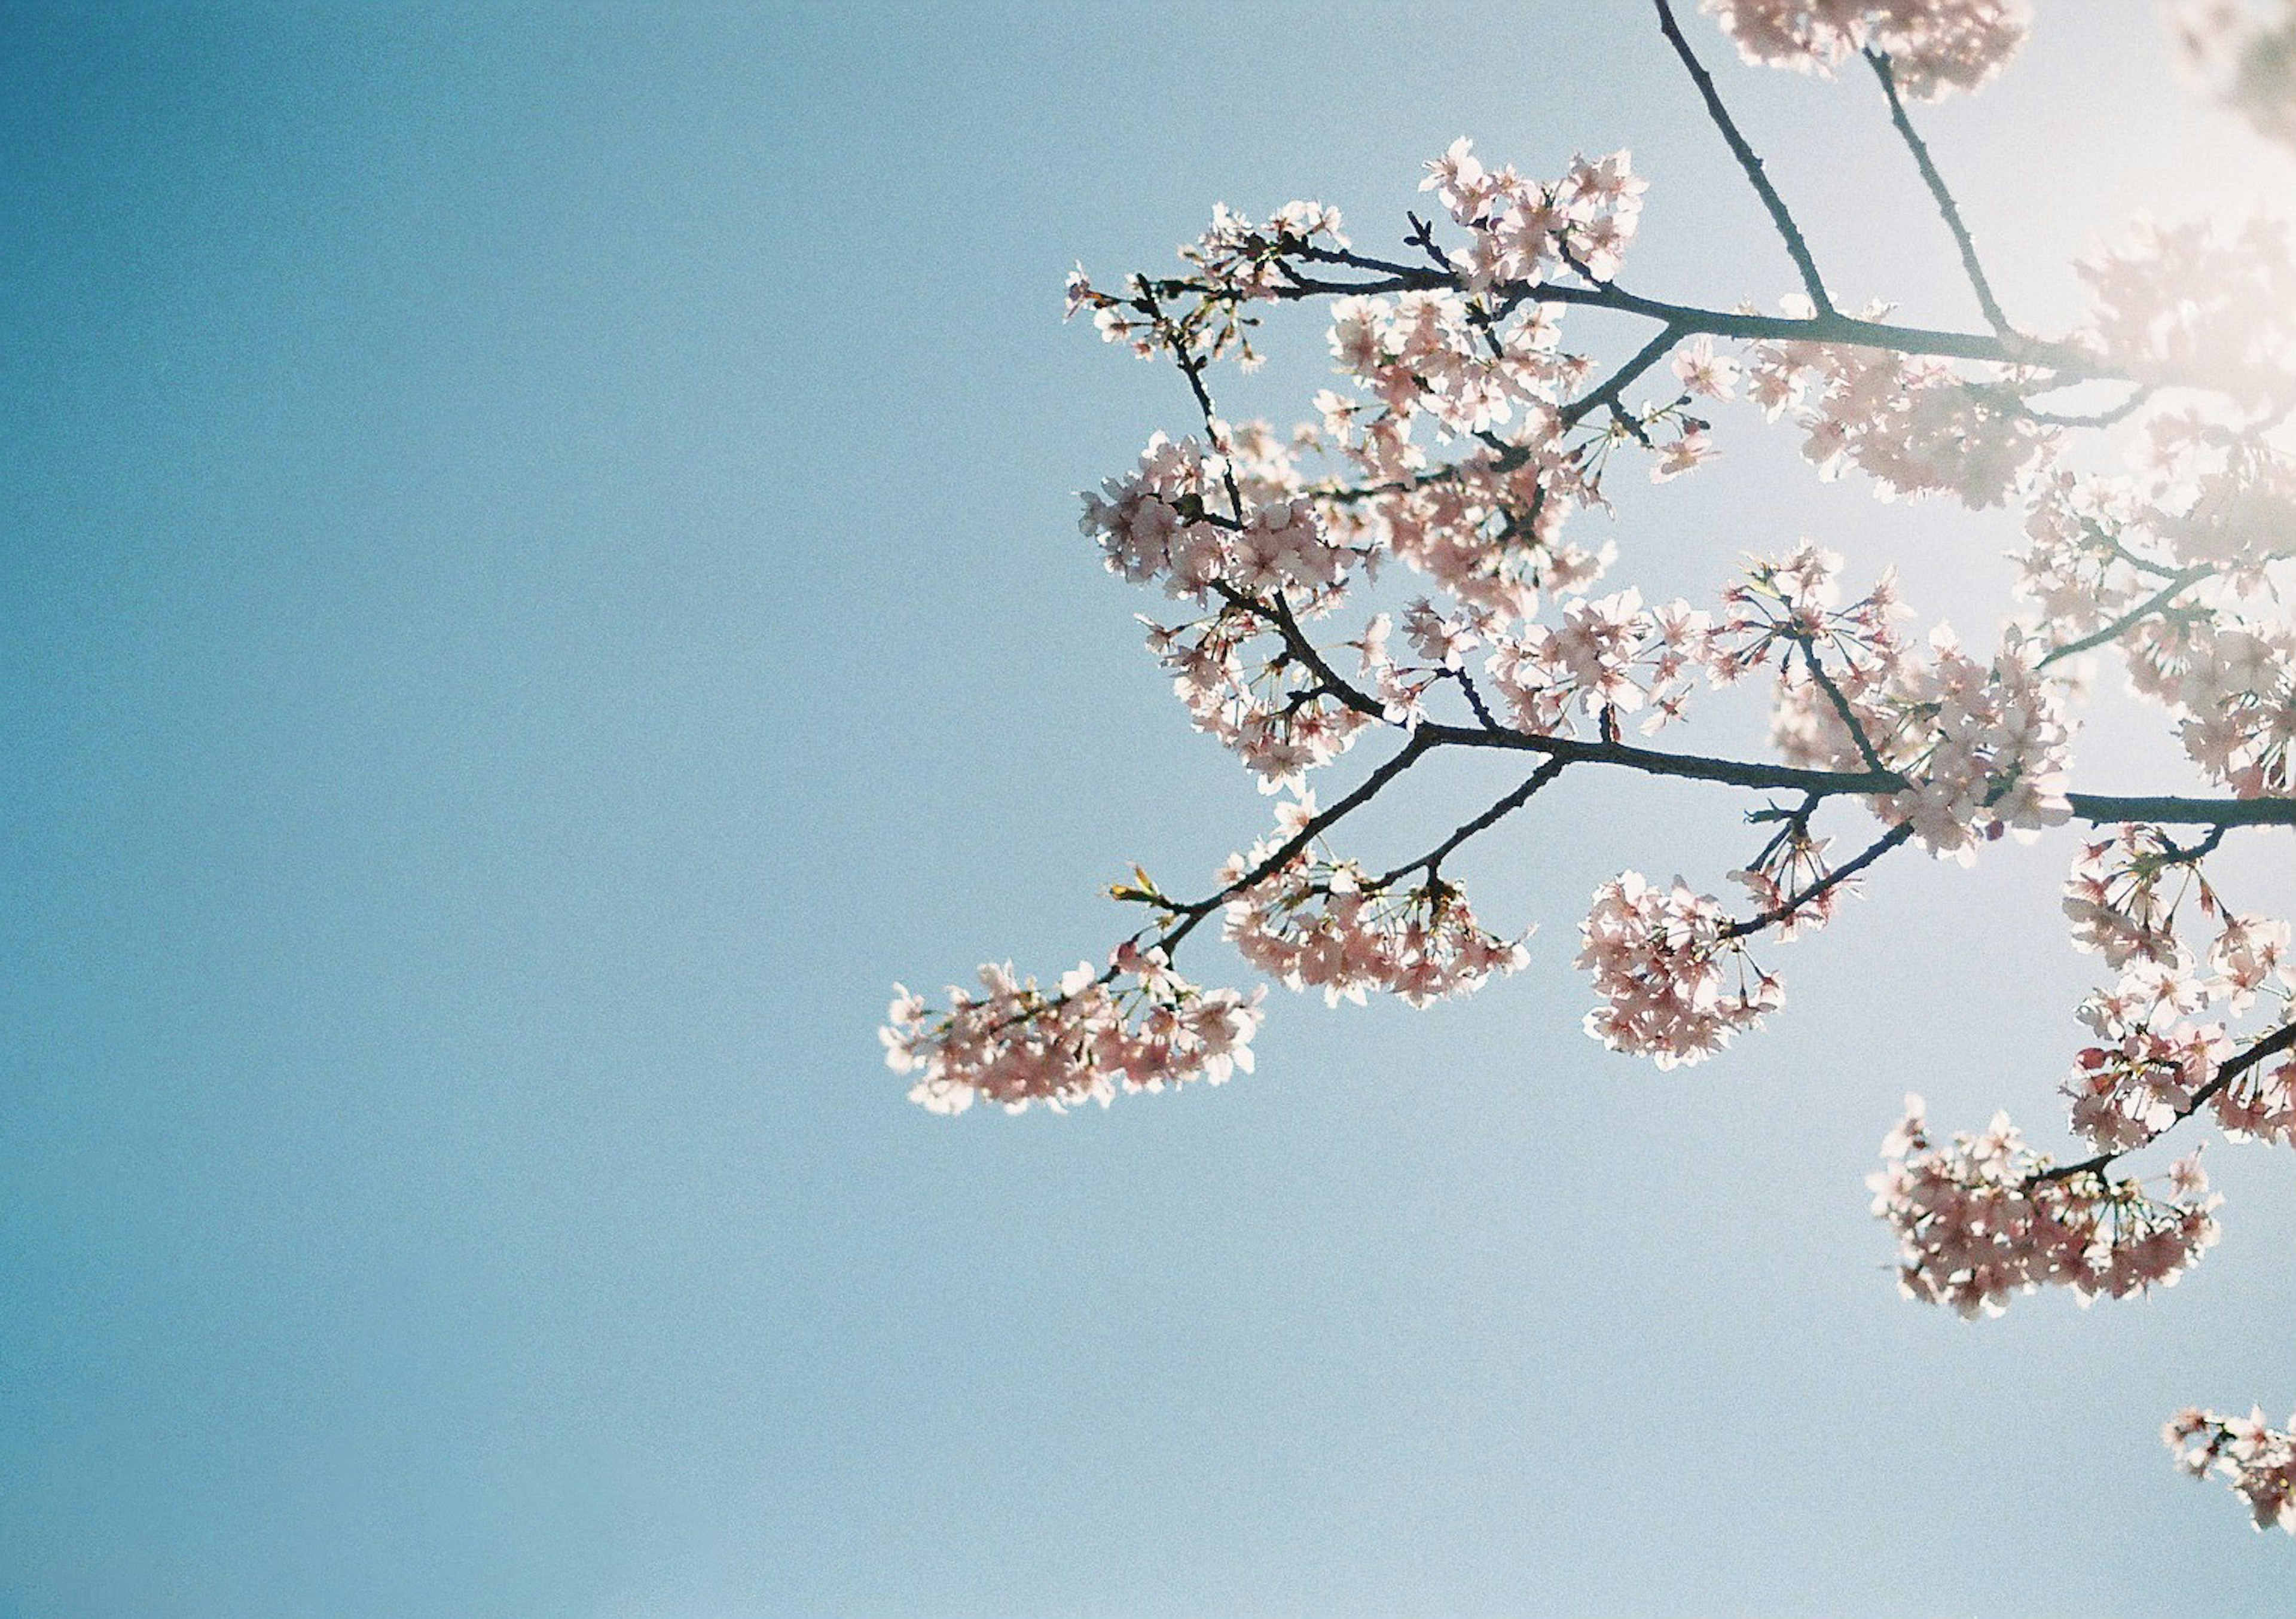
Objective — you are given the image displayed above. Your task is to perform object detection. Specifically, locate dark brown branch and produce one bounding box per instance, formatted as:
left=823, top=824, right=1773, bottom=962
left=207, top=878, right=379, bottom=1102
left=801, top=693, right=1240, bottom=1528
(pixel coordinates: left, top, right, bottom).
left=1865, top=49, right=2013, bottom=338
left=1653, top=0, right=1835, bottom=314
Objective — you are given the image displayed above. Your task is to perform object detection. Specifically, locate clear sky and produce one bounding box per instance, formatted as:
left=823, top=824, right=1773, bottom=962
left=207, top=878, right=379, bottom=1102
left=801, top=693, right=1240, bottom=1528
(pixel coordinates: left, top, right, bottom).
left=4, top=2, right=2293, bottom=1615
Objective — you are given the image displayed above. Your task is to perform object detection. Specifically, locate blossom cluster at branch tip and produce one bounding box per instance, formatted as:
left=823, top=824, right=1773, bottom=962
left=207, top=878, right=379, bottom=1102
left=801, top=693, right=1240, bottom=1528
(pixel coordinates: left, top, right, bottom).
left=883, top=947, right=1263, bottom=1116
left=1577, top=873, right=1781, bottom=1068
left=1420, top=140, right=1647, bottom=289
left=1223, top=799, right=1532, bottom=1009
left=2060, top=824, right=2296, bottom=1149
left=2164, top=1405, right=2296, bottom=1533
left=1065, top=201, right=1349, bottom=366
left=1701, top=0, right=2032, bottom=99
left=1869, top=1095, right=2221, bottom=1318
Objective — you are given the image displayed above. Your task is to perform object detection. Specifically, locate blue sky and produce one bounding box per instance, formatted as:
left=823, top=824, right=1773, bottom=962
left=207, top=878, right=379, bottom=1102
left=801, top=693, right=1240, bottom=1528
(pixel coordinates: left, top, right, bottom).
left=4, top=2, right=2293, bottom=1614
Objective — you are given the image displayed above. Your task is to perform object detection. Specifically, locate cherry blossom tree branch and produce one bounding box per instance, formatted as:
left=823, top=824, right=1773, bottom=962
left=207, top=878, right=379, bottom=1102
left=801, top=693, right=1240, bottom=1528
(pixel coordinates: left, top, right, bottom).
left=1144, top=290, right=1249, bottom=522
left=1651, top=0, right=1834, bottom=313
left=1142, top=729, right=1441, bottom=963
left=2032, top=1019, right=2296, bottom=1184
left=1719, top=818, right=1918, bottom=940
left=1280, top=251, right=2105, bottom=375
left=1791, top=632, right=1891, bottom=774
left=1864, top=48, right=2014, bottom=338
left=1187, top=572, right=2295, bottom=833
left=1562, top=322, right=1690, bottom=427
left=2037, top=564, right=2215, bottom=669
left=1370, top=756, right=1572, bottom=891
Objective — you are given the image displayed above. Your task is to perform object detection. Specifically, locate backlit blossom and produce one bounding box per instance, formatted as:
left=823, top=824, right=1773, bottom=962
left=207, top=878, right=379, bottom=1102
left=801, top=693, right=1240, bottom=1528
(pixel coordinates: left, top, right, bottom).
left=1870, top=1096, right=2222, bottom=1317
left=1702, top=0, right=2032, bottom=98
left=2165, top=1406, right=2296, bottom=1532
left=883, top=949, right=1263, bottom=1115
left=1747, top=311, right=2053, bottom=506
left=1577, top=873, right=1781, bottom=1067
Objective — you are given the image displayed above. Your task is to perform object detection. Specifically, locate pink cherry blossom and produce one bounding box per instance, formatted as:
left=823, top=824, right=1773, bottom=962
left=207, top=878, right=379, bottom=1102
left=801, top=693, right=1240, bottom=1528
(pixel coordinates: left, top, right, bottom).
left=2165, top=1406, right=2296, bottom=1531
left=1869, top=1096, right=2221, bottom=1317
left=1702, top=0, right=2032, bottom=99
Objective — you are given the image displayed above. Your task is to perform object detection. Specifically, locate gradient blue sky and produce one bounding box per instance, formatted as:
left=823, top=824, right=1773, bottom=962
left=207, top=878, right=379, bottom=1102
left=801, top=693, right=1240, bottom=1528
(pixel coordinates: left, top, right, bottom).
left=4, top=3, right=2294, bottom=1615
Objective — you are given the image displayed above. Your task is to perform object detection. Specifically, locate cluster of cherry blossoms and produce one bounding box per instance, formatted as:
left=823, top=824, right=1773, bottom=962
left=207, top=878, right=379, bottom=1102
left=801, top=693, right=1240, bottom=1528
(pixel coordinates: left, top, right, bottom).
left=1702, top=0, right=2031, bottom=99
left=1484, top=588, right=1717, bottom=736
left=1576, top=873, right=1781, bottom=1067
left=1223, top=798, right=1532, bottom=1009
left=1869, top=628, right=2072, bottom=853
left=1080, top=432, right=1358, bottom=605
left=2059, top=825, right=2296, bottom=1148
left=2165, top=1406, right=2296, bottom=1532
left=1867, top=1096, right=2222, bottom=1318
left=1747, top=310, right=2054, bottom=506
left=1726, top=545, right=2074, bottom=856
left=881, top=947, right=1263, bottom=1116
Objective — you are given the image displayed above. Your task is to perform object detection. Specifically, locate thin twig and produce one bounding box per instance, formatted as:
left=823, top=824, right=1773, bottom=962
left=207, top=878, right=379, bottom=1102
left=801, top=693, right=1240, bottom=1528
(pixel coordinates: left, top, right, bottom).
left=1653, top=0, right=1835, bottom=314
left=1562, top=323, right=1687, bottom=427
left=1791, top=633, right=1889, bottom=774
left=2038, top=566, right=2213, bottom=669
left=1372, top=757, right=1571, bottom=890
left=1865, top=49, right=2013, bottom=338
left=1718, top=820, right=1916, bottom=940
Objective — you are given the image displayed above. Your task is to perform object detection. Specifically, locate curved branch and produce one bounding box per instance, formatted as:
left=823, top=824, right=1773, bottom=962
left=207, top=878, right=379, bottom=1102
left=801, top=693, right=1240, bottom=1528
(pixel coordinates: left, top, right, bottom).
left=2037, top=566, right=2213, bottom=670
